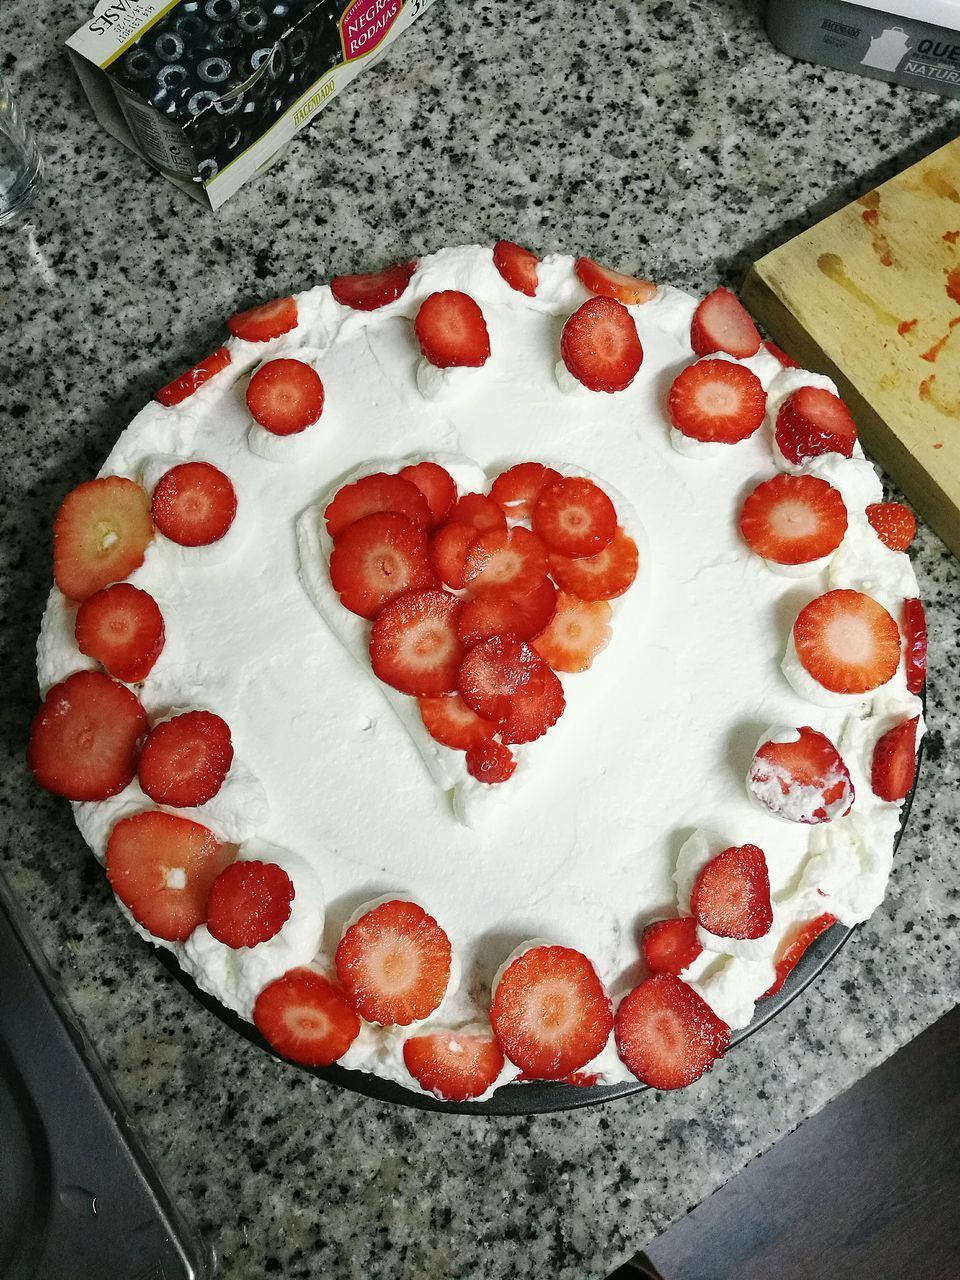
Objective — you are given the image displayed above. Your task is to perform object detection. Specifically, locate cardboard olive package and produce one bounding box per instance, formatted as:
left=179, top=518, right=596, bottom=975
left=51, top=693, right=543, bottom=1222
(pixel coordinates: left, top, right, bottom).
left=67, top=0, right=436, bottom=209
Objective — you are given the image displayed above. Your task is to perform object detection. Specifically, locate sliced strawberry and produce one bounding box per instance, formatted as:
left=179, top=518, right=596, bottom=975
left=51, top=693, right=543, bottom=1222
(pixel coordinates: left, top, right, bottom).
left=75, top=583, right=165, bottom=684
left=227, top=295, right=297, bottom=342
left=398, top=462, right=457, bottom=527
left=465, top=738, right=517, bottom=784
left=489, top=462, right=563, bottom=521
left=866, top=501, right=916, bottom=552
left=560, top=296, right=644, bottom=393
left=793, top=589, right=901, bottom=695
left=330, top=260, right=416, bottom=311
left=414, top=291, right=491, bottom=368
left=871, top=715, right=920, bottom=801
left=431, top=521, right=477, bottom=589
left=901, top=597, right=927, bottom=695
left=155, top=347, right=231, bottom=406
left=532, top=591, right=611, bottom=673
left=614, top=973, right=730, bottom=1089
left=690, top=287, right=761, bottom=359
left=151, top=461, right=237, bottom=547
left=27, top=671, right=146, bottom=801
left=448, top=492, right=507, bottom=533
left=459, top=635, right=565, bottom=743
left=574, top=256, right=657, bottom=305
left=457, top=576, right=557, bottom=646
left=418, top=692, right=496, bottom=750
left=105, top=810, right=234, bottom=942
left=137, top=710, right=234, bottom=808
left=763, top=339, right=800, bottom=369
left=739, top=473, right=848, bottom=565
left=403, top=1029, right=505, bottom=1101
left=325, top=472, right=432, bottom=539
left=775, top=386, right=857, bottom=465
left=206, top=860, right=295, bottom=948
left=691, top=844, right=773, bottom=940
left=668, top=359, right=767, bottom=444
left=253, top=968, right=361, bottom=1066
left=329, top=512, right=437, bottom=619
left=533, top=476, right=617, bottom=558
left=549, top=527, right=638, bottom=601
left=246, top=358, right=324, bottom=435
left=462, top=526, right=548, bottom=598
left=490, top=945, right=613, bottom=1079
left=641, top=917, right=703, bottom=976
left=763, top=913, right=837, bottom=997
left=369, top=589, right=465, bottom=696
left=335, top=899, right=452, bottom=1026
left=749, top=726, right=854, bottom=824
left=53, top=476, right=153, bottom=602
left=492, top=240, right=539, bottom=297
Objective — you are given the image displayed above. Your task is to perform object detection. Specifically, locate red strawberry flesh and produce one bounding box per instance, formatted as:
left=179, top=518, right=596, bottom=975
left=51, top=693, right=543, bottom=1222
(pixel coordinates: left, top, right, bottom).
left=548, top=527, right=638, bottom=601
left=418, top=693, right=496, bottom=750
left=253, top=968, right=361, bottom=1066
left=615, top=973, right=730, bottom=1089
left=871, top=715, right=920, bottom=801
left=668, top=359, right=766, bottom=444
left=793, top=589, right=901, bottom=695
left=901, top=597, right=927, bottom=695
left=329, top=512, right=437, bottom=619
left=750, top=726, right=854, bottom=824
left=457, top=576, right=557, bottom=646
left=369, top=589, right=465, bottom=696
left=155, top=347, right=230, bottom=406
left=462, top=526, right=548, bottom=598
left=206, top=860, right=295, bottom=949
left=246, top=357, right=324, bottom=435
left=533, top=476, right=617, bottom=558
left=866, top=502, right=915, bottom=552
left=775, top=386, right=857, bottom=465
left=414, top=290, right=491, bottom=368
left=763, top=914, right=837, bottom=998
left=690, top=287, right=761, bottom=359
left=465, top=738, right=517, bottom=784
left=325, top=472, right=432, bottom=539
left=137, top=709, right=234, bottom=808
left=739, top=473, right=847, bottom=565
left=151, top=461, right=237, bottom=547
left=105, top=810, right=234, bottom=942
left=398, top=462, right=457, bottom=527
left=403, top=1030, right=505, bottom=1101
left=574, top=256, right=657, bottom=305
left=458, top=635, right=565, bottom=743
left=532, top=591, right=611, bottom=673
left=75, top=583, right=165, bottom=684
left=53, top=476, right=154, bottom=602
left=489, top=462, right=563, bottom=521
left=492, top=241, right=539, bottom=297
left=560, top=296, right=643, bottom=393
left=490, top=945, right=613, bottom=1079
left=641, top=917, right=703, bottom=976
left=335, top=899, right=452, bottom=1026
left=691, top=843, right=773, bottom=940
left=28, top=670, right=147, bottom=801
left=227, top=295, right=297, bottom=342
left=330, top=260, right=416, bottom=311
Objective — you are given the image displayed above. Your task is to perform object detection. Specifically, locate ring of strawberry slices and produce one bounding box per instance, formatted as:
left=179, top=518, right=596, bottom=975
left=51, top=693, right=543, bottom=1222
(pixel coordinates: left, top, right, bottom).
left=27, top=244, right=926, bottom=1104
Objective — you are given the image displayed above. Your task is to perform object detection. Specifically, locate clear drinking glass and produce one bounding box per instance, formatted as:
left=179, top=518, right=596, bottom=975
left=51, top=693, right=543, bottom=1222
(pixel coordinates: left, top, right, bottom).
left=0, top=74, right=42, bottom=227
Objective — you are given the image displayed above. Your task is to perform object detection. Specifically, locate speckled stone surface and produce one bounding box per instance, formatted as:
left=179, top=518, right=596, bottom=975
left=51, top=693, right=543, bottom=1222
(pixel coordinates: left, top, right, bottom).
left=1, top=2, right=958, bottom=1277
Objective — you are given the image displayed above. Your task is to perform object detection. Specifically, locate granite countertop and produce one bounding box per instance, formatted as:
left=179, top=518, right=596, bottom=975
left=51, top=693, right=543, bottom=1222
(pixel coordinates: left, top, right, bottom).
left=1, top=2, right=958, bottom=1276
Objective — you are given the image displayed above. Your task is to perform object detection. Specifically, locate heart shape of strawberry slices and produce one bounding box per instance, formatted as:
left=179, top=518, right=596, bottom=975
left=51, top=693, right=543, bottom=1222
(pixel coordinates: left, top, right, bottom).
left=297, top=455, right=647, bottom=824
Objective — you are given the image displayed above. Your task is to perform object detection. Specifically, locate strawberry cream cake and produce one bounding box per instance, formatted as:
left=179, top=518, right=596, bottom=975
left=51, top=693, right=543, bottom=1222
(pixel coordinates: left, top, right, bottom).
left=28, top=244, right=926, bottom=1103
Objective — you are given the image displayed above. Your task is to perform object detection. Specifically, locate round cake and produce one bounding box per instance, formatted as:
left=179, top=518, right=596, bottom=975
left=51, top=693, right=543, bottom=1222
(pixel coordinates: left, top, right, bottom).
left=29, top=244, right=926, bottom=1102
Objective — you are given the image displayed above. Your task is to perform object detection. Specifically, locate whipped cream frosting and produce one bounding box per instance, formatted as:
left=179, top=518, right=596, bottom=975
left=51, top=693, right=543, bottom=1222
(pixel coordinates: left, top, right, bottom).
left=36, top=245, right=924, bottom=1096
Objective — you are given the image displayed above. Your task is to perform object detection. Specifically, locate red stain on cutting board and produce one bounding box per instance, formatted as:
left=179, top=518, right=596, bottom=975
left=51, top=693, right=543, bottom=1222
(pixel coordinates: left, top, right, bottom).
left=921, top=318, right=960, bottom=363
left=945, top=230, right=960, bottom=246
left=856, top=192, right=895, bottom=266
left=947, top=266, right=960, bottom=305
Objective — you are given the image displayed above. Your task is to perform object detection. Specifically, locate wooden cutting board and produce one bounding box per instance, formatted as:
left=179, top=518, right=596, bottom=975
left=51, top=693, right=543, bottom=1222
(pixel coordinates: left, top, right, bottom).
left=742, top=137, right=960, bottom=558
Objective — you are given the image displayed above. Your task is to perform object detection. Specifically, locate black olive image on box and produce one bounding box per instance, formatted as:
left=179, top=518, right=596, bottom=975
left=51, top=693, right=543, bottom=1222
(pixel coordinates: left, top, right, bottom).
left=109, top=0, right=344, bottom=183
